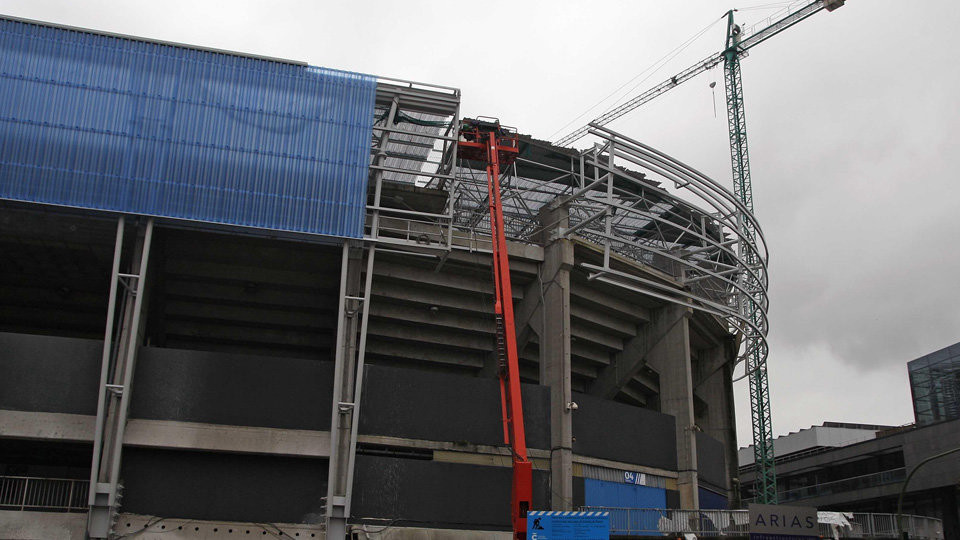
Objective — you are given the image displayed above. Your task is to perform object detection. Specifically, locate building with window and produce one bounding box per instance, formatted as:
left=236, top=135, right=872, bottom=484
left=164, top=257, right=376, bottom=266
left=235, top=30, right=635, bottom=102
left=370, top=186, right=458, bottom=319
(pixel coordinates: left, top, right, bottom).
left=909, top=343, right=960, bottom=425
left=739, top=344, right=960, bottom=539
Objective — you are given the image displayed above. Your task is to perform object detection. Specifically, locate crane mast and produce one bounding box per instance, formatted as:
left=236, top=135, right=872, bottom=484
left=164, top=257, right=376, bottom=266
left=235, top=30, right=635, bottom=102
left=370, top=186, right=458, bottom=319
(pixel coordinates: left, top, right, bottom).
left=554, top=0, right=847, bottom=506
left=723, top=9, right=778, bottom=505
left=458, top=117, right=532, bottom=540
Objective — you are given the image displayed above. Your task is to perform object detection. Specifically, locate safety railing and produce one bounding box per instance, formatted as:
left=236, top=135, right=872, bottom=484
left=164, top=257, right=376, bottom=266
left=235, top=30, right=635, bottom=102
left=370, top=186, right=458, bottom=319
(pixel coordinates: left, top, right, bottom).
left=579, top=507, right=944, bottom=539
left=777, top=468, right=906, bottom=503
left=0, top=475, right=89, bottom=512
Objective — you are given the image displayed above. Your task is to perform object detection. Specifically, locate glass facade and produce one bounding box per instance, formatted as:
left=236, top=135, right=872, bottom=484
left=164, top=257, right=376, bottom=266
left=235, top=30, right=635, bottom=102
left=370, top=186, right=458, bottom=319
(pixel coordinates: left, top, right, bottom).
left=908, top=343, right=960, bottom=425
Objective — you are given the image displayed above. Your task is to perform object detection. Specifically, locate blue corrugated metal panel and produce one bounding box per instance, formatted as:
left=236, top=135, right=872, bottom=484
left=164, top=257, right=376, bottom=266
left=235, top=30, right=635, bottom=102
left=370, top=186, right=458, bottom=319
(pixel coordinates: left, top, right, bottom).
left=584, top=478, right=666, bottom=508
left=585, top=479, right=665, bottom=531
left=0, top=17, right=375, bottom=238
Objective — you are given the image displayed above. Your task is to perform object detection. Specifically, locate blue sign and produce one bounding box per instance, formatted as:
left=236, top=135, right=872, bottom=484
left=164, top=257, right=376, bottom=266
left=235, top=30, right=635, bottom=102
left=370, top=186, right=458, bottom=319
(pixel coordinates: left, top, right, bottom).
left=622, top=471, right=646, bottom=485
left=527, top=511, right=609, bottom=540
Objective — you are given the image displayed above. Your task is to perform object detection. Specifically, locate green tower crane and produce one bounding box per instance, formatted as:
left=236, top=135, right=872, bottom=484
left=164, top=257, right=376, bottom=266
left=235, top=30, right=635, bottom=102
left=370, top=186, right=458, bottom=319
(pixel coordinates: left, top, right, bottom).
left=555, top=0, right=848, bottom=505
left=723, top=8, right=779, bottom=504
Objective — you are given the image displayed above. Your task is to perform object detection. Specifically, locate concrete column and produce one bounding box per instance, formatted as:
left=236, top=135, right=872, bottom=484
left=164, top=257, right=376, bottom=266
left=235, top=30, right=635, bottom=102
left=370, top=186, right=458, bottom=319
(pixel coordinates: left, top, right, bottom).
left=538, top=204, right=574, bottom=510
left=646, top=303, right=699, bottom=509
left=695, top=339, right=740, bottom=508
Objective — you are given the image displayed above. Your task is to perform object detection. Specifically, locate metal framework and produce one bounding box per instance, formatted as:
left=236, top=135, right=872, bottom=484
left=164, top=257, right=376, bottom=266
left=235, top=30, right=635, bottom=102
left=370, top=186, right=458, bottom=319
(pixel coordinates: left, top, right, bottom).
left=368, top=111, right=769, bottom=395
left=494, top=126, right=768, bottom=371
left=87, top=216, right=154, bottom=538
left=324, top=76, right=460, bottom=538
left=363, top=87, right=770, bottom=383
left=73, top=72, right=766, bottom=538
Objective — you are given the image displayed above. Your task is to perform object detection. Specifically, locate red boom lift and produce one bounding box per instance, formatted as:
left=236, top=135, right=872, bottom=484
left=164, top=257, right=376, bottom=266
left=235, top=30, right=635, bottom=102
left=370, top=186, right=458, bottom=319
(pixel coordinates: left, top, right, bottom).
left=458, top=117, right=532, bottom=540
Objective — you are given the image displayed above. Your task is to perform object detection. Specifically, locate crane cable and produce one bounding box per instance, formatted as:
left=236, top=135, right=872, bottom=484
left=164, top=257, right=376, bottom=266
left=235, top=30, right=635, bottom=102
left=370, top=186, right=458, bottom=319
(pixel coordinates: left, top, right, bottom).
left=546, top=15, right=725, bottom=143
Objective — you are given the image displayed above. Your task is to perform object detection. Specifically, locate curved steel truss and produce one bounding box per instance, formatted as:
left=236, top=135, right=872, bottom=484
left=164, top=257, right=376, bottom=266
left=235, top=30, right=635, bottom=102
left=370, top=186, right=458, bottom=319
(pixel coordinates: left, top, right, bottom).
left=450, top=126, right=768, bottom=375
left=366, top=93, right=768, bottom=376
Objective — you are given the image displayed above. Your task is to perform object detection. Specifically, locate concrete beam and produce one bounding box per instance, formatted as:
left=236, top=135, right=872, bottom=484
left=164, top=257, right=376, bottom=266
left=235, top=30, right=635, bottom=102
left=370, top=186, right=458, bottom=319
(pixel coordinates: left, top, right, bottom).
left=571, top=303, right=637, bottom=339
left=0, top=511, right=85, bottom=540
left=369, top=300, right=494, bottom=335
left=617, top=384, right=648, bottom=407
left=0, top=409, right=332, bottom=457
left=371, top=279, right=489, bottom=315
left=124, top=419, right=331, bottom=458
left=367, top=319, right=495, bottom=352
left=570, top=341, right=613, bottom=367
left=439, top=247, right=543, bottom=277
left=570, top=279, right=651, bottom=324
left=688, top=313, right=724, bottom=348
left=589, top=305, right=689, bottom=400
left=366, top=339, right=486, bottom=369
left=375, top=260, right=511, bottom=297
left=513, top=277, right=545, bottom=355
left=0, top=409, right=94, bottom=442
left=1, top=408, right=687, bottom=491
left=571, top=322, right=625, bottom=353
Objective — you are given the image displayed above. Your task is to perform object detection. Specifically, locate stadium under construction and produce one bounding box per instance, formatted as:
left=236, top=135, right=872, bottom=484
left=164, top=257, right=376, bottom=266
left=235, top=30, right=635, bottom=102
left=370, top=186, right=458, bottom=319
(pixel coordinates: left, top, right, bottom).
left=0, top=14, right=770, bottom=539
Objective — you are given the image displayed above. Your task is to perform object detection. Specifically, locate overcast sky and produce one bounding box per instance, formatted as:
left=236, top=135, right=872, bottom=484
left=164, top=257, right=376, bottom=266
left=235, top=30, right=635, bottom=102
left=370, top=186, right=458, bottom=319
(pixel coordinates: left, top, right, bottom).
left=3, top=0, right=957, bottom=448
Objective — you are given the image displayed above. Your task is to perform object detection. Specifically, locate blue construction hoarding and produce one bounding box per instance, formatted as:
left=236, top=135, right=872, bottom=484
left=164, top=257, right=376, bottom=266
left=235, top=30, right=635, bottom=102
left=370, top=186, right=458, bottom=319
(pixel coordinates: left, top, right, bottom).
left=0, top=16, right=376, bottom=238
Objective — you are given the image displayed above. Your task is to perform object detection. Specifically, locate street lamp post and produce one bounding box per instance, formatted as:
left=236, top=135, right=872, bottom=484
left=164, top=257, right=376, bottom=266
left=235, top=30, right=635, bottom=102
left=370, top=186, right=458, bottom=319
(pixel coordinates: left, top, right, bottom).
left=896, top=446, right=960, bottom=539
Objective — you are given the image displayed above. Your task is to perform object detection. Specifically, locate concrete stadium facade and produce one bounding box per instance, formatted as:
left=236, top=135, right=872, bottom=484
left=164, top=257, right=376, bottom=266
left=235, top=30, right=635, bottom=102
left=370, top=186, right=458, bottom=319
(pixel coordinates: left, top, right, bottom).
left=0, top=16, right=767, bottom=539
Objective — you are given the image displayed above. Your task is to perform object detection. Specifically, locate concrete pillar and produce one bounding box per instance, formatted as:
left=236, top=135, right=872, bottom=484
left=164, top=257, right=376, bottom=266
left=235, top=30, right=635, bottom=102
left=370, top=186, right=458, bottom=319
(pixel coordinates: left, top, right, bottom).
left=646, top=303, right=699, bottom=509
left=538, top=204, right=574, bottom=510
left=696, top=339, right=740, bottom=508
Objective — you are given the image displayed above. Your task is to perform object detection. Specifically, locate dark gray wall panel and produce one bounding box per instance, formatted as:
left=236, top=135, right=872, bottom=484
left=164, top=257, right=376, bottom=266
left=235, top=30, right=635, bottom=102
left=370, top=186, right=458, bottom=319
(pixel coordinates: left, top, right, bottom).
left=352, top=455, right=550, bottom=529
left=573, top=476, right=585, bottom=508
left=902, top=418, right=960, bottom=492
left=665, top=489, right=680, bottom=509
left=571, top=391, right=677, bottom=470
left=130, top=347, right=333, bottom=430
left=696, top=431, right=727, bottom=492
left=0, top=332, right=101, bottom=415
left=360, top=364, right=550, bottom=450
left=121, top=448, right=327, bottom=524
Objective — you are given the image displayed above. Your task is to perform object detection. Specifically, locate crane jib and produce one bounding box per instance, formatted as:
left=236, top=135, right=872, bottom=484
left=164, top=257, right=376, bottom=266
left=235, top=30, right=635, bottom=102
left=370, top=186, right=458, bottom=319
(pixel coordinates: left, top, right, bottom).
left=554, top=0, right=845, bottom=148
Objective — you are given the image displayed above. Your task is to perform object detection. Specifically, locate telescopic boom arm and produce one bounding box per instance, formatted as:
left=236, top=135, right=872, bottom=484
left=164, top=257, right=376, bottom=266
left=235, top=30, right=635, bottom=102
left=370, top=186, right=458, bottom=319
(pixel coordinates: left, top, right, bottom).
left=458, top=117, right=532, bottom=540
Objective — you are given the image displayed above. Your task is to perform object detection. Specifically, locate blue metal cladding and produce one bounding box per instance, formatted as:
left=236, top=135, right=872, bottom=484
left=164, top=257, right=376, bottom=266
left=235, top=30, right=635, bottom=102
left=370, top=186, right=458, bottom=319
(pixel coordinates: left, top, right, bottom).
left=0, top=17, right=376, bottom=238
left=585, top=479, right=666, bottom=532
left=584, top=478, right=666, bottom=508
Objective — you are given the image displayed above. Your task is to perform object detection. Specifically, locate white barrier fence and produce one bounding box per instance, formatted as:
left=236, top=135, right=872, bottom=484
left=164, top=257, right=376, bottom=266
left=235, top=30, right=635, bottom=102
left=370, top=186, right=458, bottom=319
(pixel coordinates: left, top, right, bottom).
left=580, top=507, right=944, bottom=539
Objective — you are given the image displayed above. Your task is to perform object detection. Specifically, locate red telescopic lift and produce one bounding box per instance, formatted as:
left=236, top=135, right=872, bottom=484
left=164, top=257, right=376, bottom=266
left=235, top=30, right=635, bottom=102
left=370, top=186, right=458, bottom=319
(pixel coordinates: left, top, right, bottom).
left=457, top=117, right=532, bottom=540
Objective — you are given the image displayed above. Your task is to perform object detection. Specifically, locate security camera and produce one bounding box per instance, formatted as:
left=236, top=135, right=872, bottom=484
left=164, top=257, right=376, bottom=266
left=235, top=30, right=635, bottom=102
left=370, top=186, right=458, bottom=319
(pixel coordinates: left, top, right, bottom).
left=566, top=401, right=579, bottom=411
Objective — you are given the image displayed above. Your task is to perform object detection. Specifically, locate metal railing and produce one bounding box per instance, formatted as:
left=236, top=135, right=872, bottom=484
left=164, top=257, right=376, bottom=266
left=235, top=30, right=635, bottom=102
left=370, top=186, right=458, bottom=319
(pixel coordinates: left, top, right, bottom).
left=846, top=513, right=943, bottom=539
left=580, top=507, right=944, bottom=539
left=777, top=468, right=906, bottom=503
left=0, top=476, right=89, bottom=512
